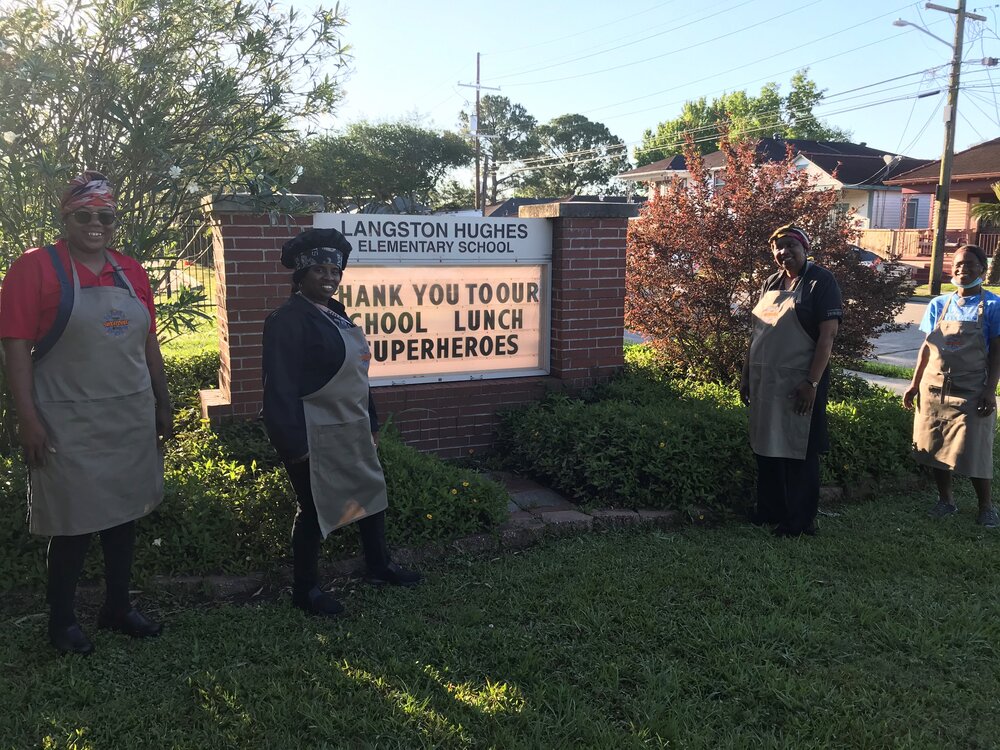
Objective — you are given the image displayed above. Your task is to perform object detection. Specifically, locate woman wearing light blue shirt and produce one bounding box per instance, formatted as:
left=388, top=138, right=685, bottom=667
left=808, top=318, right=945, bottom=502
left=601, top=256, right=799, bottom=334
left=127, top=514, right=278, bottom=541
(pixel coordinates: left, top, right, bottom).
left=904, top=244, right=1000, bottom=527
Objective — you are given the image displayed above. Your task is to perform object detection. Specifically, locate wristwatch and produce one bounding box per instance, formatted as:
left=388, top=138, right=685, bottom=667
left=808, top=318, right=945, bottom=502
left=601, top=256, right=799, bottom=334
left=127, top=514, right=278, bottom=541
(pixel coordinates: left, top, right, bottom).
left=808, top=380, right=819, bottom=389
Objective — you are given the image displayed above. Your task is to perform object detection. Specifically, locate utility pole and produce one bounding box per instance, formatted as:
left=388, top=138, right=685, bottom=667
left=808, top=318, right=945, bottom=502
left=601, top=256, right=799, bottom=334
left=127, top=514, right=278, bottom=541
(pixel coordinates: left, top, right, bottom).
left=459, top=54, right=500, bottom=215
left=926, top=1, right=986, bottom=295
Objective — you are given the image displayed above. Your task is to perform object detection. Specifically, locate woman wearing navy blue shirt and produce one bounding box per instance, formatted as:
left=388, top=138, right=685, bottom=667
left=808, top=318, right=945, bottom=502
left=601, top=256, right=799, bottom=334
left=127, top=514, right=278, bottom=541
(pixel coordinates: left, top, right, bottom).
left=904, top=244, right=1000, bottom=527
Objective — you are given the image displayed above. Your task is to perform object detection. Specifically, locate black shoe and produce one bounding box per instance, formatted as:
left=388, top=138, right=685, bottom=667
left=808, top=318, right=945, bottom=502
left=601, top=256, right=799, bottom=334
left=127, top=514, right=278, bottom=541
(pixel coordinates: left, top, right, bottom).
left=97, top=607, right=163, bottom=638
left=292, top=586, right=345, bottom=617
left=48, top=622, right=94, bottom=656
left=364, top=562, right=423, bottom=587
left=749, top=510, right=781, bottom=527
left=773, top=524, right=818, bottom=538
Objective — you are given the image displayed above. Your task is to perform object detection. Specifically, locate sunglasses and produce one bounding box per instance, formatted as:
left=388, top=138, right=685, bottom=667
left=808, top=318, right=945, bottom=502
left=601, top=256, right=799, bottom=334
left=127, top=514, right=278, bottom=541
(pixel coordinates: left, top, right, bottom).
left=71, top=209, right=117, bottom=226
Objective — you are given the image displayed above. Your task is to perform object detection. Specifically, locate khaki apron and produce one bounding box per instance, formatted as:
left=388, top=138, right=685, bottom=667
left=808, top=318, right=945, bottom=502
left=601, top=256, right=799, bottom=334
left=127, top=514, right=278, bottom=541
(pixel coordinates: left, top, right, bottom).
left=913, top=294, right=995, bottom=478
left=748, top=277, right=816, bottom=460
left=29, top=254, right=163, bottom=536
left=301, top=308, right=388, bottom=538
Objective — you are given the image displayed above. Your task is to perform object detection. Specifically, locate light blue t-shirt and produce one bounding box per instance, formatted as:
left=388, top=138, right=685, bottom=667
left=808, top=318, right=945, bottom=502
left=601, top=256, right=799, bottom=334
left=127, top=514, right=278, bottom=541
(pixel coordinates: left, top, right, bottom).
left=919, top=290, right=1000, bottom=349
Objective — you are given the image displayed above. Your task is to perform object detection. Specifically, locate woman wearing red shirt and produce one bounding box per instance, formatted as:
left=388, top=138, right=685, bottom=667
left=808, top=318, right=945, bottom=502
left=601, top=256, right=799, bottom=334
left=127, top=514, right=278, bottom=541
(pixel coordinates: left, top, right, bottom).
left=0, top=172, right=171, bottom=655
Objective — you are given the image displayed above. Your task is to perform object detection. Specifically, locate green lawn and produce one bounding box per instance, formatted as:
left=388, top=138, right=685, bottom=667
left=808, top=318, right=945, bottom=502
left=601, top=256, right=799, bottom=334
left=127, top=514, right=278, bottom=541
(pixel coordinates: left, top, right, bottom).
left=847, top=360, right=914, bottom=381
left=3, top=487, right=999, bottom=749
left=911, top=282, right=1000, bottom=297
left=160, top=316, right=219, bottom=358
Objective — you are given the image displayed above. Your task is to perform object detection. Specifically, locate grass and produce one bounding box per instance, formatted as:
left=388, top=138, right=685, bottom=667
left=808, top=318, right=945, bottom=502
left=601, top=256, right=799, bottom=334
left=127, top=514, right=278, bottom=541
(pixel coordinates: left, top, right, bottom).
left=912, top=282, right=1000, bottom=297
left=846, top=360, right=915, bottom=380
left=160, top=316, right=219, bottom=358
left=3, top=487, right=1000, bottom=749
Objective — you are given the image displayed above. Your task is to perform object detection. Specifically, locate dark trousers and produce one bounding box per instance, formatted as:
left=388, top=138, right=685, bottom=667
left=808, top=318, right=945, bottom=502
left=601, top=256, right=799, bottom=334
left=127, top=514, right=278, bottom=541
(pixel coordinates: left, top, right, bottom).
left=283, top=460, right=389, bottom=592
left=47, top=520, right=136, bottom=627
left=754, top=452, right=821, bottom=532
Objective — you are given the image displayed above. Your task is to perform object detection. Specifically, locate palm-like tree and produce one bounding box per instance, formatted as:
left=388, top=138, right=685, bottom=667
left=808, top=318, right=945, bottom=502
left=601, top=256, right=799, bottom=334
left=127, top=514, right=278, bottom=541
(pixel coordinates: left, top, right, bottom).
left=972, top=183, right=1000, bottom=283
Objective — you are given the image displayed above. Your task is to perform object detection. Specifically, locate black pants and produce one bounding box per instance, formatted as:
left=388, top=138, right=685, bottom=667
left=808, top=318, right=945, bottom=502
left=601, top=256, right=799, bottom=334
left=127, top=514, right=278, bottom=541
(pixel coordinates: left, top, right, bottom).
left=283, top=460, right=389, bottom=592
left=47, top=520, right=136, bottom=627
left=754, top=451, right=821, bottom=532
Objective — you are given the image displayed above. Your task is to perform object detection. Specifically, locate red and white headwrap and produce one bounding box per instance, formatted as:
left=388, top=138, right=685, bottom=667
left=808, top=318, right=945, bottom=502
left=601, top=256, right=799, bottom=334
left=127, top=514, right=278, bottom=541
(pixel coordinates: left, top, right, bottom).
left=60, top=171, right=117, bottom=215
left=768, top=223, right=810, bottom=252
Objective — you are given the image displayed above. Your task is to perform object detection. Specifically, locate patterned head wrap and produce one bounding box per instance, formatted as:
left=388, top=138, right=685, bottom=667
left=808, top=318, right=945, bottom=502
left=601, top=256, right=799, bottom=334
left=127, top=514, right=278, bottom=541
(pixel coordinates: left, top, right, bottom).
left=768, top=223, right=811, bottom=253
left=60, top=171, right=117, bottom=215
left=281, top=228, right=353, bottom=281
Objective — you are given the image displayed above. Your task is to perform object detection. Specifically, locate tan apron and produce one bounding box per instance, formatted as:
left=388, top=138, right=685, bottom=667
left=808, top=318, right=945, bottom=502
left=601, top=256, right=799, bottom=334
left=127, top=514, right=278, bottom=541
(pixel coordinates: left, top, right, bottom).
left=913, top=294, right=995, bottom=478
left=748, top=276, right=816, bottom=460
left=301, top=307, right=388, bottom=538
left=29, top=254, right=163, bottom=536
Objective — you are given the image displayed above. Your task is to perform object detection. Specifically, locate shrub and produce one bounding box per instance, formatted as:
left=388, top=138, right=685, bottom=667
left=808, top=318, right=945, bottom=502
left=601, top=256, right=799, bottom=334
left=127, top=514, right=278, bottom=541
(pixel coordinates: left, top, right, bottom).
left=625, top=134, right=911, bottom=382
left=0, top=360, right=510, bottom=591
left=497, top=355, right=920, bottom=513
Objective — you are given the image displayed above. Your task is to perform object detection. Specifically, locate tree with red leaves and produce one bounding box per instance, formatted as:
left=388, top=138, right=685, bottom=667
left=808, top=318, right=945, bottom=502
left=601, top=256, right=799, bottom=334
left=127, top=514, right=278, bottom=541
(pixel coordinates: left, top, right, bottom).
left=626, top=135, right=910, bottom=382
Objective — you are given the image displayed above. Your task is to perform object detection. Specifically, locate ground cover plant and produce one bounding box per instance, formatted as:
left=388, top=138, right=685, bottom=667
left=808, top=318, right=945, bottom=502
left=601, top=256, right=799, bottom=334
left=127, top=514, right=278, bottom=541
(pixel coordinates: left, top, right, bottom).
left=496, top=346, right=916, bottom=513
left=0, top=344, right=508, bottom=590
left=2, top=488, right=998, bottom=748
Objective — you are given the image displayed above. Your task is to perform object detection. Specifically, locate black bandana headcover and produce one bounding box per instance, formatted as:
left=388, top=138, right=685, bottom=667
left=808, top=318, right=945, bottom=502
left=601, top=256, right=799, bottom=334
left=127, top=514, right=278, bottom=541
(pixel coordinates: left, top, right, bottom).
left=280, top=228, right=353, bottom=278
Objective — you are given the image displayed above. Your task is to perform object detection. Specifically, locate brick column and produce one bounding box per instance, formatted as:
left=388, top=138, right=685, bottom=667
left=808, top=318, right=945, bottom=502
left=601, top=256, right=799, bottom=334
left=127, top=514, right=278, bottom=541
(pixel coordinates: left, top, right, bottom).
left=518, top=202, right=634, bottom=383
left=199, top=195, right=323, bottom=422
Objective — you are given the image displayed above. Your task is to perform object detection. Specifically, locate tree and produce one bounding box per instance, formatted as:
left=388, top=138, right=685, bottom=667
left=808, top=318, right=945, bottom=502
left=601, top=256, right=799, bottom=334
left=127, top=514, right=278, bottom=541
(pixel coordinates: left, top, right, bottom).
left=626, top=134, right=909, bottom=382
left=459, top=95, right=539, bottom=204
left=972, top=183, right=1000, bottom=283
left=294, top=122, right=473, bottom=212
left=0, top=0, right=348, bottom=272
left=428, top=179, right=476, bottom=212
left=517, top=114, right=629, bottom=197
left=636, top=70, right=851, bottom=167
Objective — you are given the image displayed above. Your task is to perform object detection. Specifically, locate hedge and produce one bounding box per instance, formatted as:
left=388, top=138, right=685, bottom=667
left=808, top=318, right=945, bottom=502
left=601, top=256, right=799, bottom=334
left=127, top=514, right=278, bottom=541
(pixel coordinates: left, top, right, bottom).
left=0, top=352, right=508, bottom=590
left=495, top=346, right=920, bottom=514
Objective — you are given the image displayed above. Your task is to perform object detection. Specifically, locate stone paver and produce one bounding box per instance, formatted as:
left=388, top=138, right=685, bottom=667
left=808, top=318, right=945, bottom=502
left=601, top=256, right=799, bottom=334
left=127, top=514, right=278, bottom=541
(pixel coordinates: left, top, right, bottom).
left=637, top=509, right=681, bottom=529
left=539, top=509, right=593, bottom=535
left=589, top=509, right=642, bottom=530
left=498, top=515, right=546, bottom=550
left=512, top=488, right=577, bottom=511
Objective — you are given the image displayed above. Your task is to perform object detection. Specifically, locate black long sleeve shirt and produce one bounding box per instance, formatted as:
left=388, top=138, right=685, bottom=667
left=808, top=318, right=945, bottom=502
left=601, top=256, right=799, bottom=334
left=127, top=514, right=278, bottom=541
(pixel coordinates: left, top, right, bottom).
left=261, top=293, right=378, bottom=461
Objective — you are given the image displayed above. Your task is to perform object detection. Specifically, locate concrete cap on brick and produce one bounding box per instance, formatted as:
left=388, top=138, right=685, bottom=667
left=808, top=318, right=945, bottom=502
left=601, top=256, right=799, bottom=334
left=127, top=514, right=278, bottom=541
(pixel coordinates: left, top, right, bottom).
left=517, top=201, right=640, bottom=219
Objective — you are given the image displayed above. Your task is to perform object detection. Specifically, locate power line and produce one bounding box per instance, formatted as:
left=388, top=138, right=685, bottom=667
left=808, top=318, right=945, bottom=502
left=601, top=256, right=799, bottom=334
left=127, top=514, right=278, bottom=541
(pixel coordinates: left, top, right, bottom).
left=502, top=68, right=995, bottom=168
left=489, top=0, right=758, bottom=82
left=502, top=0, right=824, bottom=88
left=504, top=85, right=990, bottom=176
left=583, top=2, right=923, bottom=116
left=481, top=0, right=683, bottom=58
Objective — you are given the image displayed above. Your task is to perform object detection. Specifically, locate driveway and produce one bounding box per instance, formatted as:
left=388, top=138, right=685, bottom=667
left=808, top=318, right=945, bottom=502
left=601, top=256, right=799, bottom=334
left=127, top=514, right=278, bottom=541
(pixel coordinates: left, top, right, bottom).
left=869, top=298, right=927, bottom=369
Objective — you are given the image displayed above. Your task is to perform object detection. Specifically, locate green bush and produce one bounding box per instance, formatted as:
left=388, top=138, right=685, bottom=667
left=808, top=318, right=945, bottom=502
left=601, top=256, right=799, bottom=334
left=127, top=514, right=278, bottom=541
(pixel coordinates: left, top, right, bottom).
left=0, top=355, right=509, bottom=591
left=497, top=350, right=921, bottom=513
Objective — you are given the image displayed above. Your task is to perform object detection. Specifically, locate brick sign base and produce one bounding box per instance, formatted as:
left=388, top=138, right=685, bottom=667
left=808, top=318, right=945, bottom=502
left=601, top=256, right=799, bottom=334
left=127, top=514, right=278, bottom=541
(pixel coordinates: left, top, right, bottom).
left=200, top=198, right=634, bottom=457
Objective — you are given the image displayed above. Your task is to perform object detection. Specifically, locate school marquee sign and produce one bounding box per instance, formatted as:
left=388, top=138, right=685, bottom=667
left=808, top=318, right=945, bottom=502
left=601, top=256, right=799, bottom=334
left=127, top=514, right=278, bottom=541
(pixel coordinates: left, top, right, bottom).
left=313, top=214, right=553, bottom=386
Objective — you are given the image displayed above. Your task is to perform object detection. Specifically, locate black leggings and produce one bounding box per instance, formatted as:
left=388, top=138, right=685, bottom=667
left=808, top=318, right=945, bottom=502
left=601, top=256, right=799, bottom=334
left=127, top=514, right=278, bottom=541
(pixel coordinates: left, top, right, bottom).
left=47, top=520, right=136, bottom=627
left=283, top=461, right=389, bottom=591
left=755, top=452, right=821, bottom=532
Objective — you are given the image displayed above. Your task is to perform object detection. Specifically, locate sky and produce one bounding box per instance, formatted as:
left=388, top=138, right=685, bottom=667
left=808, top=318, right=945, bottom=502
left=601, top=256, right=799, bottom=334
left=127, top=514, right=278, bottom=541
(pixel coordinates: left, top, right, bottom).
left=317, top=0, right=1000, bottom=173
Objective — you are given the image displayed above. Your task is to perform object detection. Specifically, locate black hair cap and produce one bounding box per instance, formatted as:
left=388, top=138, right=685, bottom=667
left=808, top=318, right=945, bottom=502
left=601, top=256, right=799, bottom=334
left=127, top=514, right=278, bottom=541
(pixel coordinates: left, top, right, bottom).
left=280, top=228, right=353, bottom=270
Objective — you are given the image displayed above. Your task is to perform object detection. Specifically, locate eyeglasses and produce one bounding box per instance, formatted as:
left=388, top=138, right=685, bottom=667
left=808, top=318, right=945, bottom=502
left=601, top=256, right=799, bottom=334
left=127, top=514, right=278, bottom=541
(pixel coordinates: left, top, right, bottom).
left=71, top=209, right=117, bottom=226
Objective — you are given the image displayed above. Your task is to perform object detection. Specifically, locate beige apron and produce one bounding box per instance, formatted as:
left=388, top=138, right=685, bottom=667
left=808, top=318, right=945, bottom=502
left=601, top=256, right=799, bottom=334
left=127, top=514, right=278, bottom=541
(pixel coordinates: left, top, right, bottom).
left=301, top=307, right=388, bottom=538
left=29, top=254, right=163, bottom=536
left=913, top=294, right=995, bottom=478
left=748, top=276, right=816, bottom=460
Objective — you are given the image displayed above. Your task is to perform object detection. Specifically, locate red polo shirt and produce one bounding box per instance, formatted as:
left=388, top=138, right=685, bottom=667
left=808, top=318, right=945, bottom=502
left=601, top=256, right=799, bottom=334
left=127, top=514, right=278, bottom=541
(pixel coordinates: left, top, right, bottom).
left=0, top=239, right=156, bottom=341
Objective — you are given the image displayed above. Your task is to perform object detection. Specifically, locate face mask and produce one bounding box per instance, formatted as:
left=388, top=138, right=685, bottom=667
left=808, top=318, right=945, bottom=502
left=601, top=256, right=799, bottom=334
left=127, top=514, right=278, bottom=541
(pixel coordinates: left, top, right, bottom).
left=951, top=276, right=983, bottom=290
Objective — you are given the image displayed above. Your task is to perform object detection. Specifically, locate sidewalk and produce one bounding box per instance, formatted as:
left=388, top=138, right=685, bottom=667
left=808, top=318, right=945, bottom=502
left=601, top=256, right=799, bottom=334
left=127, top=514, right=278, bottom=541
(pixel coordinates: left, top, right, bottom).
left=849, top=297, right=927, bottom=395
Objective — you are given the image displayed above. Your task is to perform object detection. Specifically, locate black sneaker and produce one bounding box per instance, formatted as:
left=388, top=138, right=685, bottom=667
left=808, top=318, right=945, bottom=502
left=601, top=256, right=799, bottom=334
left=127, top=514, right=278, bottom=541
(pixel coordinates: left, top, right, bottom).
left=364, top=562, right=423, bottom=587
left=928, top=499, right=959, bottom=519
left=97, top=607, right=163, bottom=638
left=292, top=586, right=345, bottom=617
left=48, top=622, right=94, bottom=656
